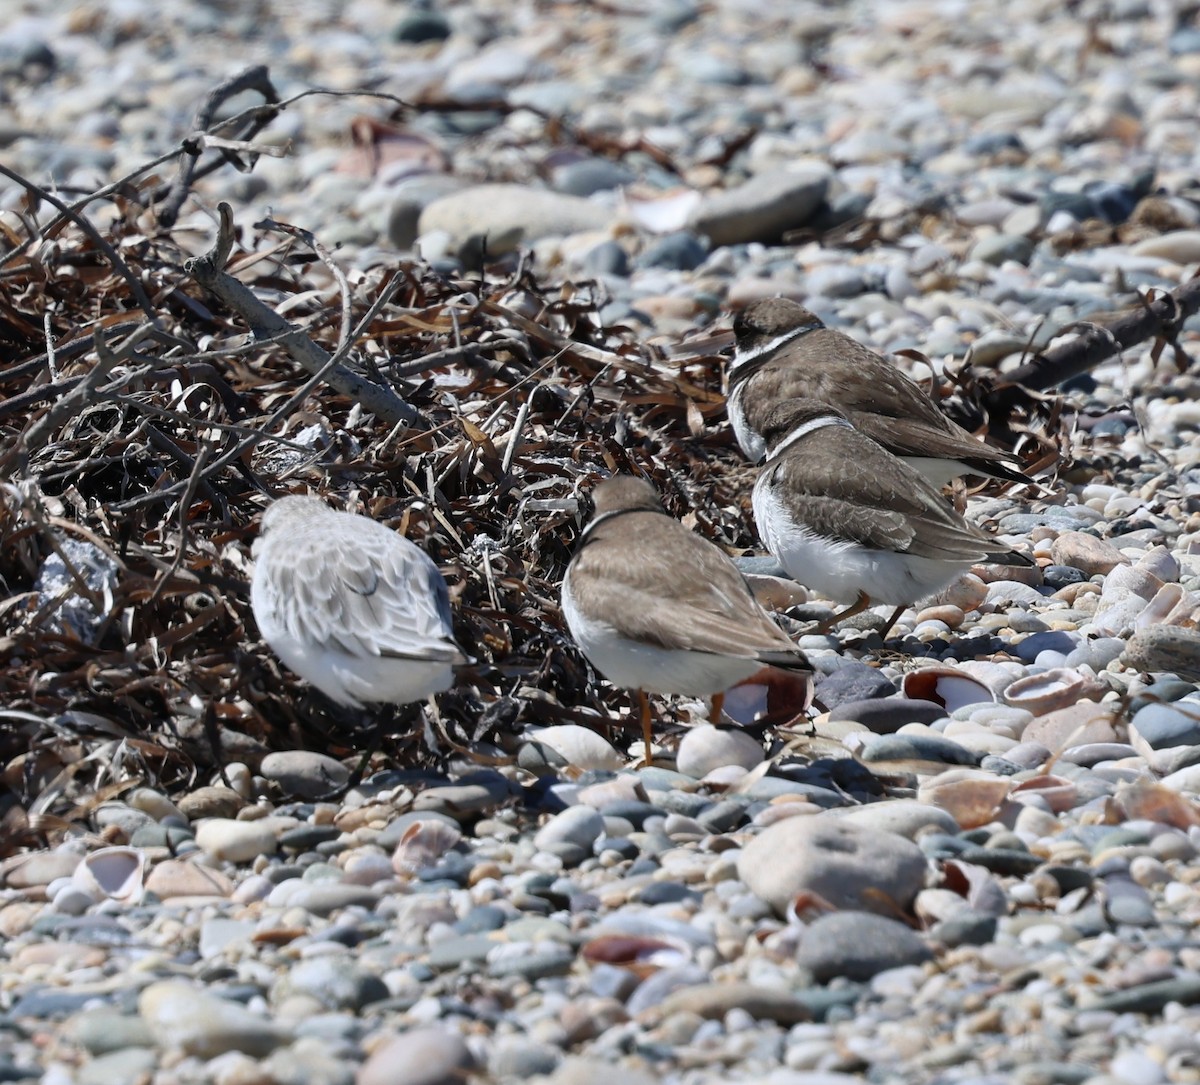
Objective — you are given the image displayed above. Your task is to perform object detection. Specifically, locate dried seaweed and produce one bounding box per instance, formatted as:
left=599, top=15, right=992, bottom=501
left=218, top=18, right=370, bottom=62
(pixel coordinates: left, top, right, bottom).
left=0, top=124, right=752, bottom=843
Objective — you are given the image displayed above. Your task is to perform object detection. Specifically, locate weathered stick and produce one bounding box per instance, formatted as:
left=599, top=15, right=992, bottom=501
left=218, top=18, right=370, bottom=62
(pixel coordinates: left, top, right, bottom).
left=983, top=273, right=1200, bottom=414
left=185, top=203, right=419, bottom=426
left=157, top=66, right=280, bottom=228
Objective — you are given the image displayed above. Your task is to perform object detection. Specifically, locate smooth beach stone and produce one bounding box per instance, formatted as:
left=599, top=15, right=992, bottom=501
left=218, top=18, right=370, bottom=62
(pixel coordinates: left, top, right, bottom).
left=1130, top=702, right=1200, bottom=750
left=856, top=733, right=980, bottom=767
left=795, top=911, right=933, bottom=982
left=828, top=697, right=947, bottom=734
left=356, top=1027, right=474, bottom=1085
left=738, top=818, right=927, bottom=916
left=139, top=981, right=290, bottom=1058
left=675, top=725, right=763, bottom=778
left=261, top=752, right=350, bottom=800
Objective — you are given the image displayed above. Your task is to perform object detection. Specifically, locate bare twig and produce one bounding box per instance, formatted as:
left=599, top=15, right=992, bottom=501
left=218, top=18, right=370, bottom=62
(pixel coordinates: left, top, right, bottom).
left=983, top=274, right=1200, bottom=415
left=157, top=66, right=280, bottom=229
left=185, top=203, right=419, bottom=427
left=256, top=215, right=354, bottom=356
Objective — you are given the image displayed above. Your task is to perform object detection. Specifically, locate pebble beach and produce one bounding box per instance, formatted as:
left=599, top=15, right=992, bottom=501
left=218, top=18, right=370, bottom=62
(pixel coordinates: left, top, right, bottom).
left=5, top=1, right=1200, bottom=1084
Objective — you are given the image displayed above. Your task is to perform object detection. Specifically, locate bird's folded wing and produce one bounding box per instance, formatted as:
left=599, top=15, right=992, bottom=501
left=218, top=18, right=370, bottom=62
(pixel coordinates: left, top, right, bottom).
left=266, top=535, right=466, bottom=663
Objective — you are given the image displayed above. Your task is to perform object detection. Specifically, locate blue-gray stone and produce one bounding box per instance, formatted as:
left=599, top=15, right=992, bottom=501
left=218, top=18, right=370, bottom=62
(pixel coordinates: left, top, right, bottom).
left=393, top=9, right=451, bottom=42
left=280, top=825, right=341, bottom=851
left=1131, top=702, right=1200, bottom=749
left=859, top=733, right=979, bottom=766
left=796, top=911, right=932, bottom=982
left=1128, top=678, right=1199, bottom=713
left=1089, top=977, right=1200, bottom=1013
left=696, top=798, right=750, bottom=833
left=639, top=881, right=701, bottom=906
left=595, top=837, right=639, bottom=861
left=815, top=662, right=898, bottom=708
left=1044, top=563, right=1087, bottom=589
left=929, top=910, right=998, bottom=948
left=10, top=990, right=107, bottom=1019
left=582, top=240, right=630, bottom=276
left=955, top=846, right=1041, bottom=876
left=828, top=696, right=946, bottom=734
left=552, top=158, right=637, bottom=197
left=1015, top=630, right=1080, bottom=663
left=454, top=905, right=508, bottom=935
left=636, top=231, right=709, bottom=271
left=596, top=800, right=662, bottom=829
left=963, top=132, right=1023, bottom=155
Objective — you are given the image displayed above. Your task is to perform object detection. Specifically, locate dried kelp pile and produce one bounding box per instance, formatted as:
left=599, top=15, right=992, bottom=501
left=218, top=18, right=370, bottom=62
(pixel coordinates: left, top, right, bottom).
left=0, top=71, right=1172, bottom=848
left=0, top=162, right=763, bottom=843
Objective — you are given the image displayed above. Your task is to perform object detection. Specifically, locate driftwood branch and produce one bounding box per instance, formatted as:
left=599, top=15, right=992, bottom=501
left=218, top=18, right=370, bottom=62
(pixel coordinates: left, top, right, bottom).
left=185, top=203, right=419, bottom=427
left=984, top=273, right=1200, bottom=415
left=157, top=66, right=280, bottom=229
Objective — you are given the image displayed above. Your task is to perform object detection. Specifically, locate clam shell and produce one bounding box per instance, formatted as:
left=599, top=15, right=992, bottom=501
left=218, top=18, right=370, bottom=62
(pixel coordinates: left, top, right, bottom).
left=392, top=819, right=463, bottom=877
left=1002, top=668, right=1105, bottom=716
left=71, top=846, right=145, bottom=905
left=918, top=769, right=1012, bottom=829
left=1114, top=781, right=1200, bottom=829
left=723, top=667, right=812, bottom=728
left=525, top=725, right=624, bottom=771
left=1010, top=774, right=1078, bottom=813
left=580, top=934, right=692, bottom=977
left=902, top=667, right=995, bottom=713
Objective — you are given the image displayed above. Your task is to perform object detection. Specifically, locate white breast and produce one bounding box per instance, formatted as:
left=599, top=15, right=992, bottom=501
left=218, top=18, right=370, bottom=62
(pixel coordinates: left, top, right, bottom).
left=752, top=476, right=971, bottom=607
left=561, top=570, right=762, bottom=697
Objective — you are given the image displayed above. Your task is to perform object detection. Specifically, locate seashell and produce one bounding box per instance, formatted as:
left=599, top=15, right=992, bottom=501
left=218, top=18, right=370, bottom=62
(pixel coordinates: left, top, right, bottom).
left=1002, top=668, right=1105, bottom=716
left=902, top=667, right=995, bottom=712
left=391, top=819, right=463, bottom=877
left=723, top=667, right=812, bottom=728
left=1010, top=774, right=1079, bottom=813
left=1100, top=563, right=1163, bottom=605
left=930, top=573, right=987, bottom=613
left=1134, top=583, right=1185, bottom=629
left=71, top=846, right=145, bottom=905
left=580, top=934, right=691, bottom=977
left=623, top=187, right=703, bottom=234
left=1114, top=781, right=1200, bottom=829
left=940, top=859, right=1009, bottom=916
left=914, top=887, right=972, bottom=925
left=918, top=769, right=1012, bottom=829
left=525, top=725, right=624, bottom=771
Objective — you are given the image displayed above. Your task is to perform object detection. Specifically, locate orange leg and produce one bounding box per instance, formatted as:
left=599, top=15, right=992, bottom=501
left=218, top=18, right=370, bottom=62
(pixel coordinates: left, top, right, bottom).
left=710, top=692, right=725, bottom=723
left=817, top=591, right=871, bottom=633
left=638, top=689, right=654, bottom=764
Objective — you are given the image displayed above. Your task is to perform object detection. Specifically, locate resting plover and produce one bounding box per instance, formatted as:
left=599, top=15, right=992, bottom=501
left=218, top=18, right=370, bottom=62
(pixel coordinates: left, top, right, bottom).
left=751, top=399, right=1033, bottom=634
left=561, top=474, right=812, bottom=761
left=730, top=297, right=1032, bottom=486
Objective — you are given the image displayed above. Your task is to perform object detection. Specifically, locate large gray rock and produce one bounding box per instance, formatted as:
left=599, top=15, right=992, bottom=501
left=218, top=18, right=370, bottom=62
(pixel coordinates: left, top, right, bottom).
left=260, top=751, right=349, bottom=800
left=796, top=911, right=933, bottom=982
left=417, top=183, right=611, bottom=257
left=738, top=817, right=928, bottom=916
left=687, top=167, right=829, bottom=246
